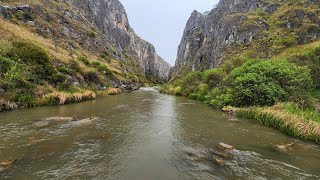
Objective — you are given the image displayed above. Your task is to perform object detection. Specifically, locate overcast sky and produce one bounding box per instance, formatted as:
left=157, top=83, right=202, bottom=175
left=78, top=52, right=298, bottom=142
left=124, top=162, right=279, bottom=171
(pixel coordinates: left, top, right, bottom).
left=119, top=0, right=219, bottom=65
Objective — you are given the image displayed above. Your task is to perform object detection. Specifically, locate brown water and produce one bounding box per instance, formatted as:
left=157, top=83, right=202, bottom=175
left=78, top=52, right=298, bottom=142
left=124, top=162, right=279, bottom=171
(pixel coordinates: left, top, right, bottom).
left=0, top=87, right=320, bottom=179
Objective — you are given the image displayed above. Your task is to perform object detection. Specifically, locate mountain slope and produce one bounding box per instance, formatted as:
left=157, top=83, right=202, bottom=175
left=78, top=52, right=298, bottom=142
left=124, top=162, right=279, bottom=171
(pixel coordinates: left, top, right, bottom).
left=171, top=0, right=320, bottom=79
left=0, top=0, right=170, bottom=110
left=163, top=0, right=320, bottom=142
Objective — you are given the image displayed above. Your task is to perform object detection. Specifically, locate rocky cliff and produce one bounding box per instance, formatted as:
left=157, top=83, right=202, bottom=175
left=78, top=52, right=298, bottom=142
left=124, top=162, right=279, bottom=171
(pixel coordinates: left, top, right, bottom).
left=0, top=0, right=170, bottom=83
left=64, top=0, right=170, bottom=82
left=171, top=0, right=320, bottom=79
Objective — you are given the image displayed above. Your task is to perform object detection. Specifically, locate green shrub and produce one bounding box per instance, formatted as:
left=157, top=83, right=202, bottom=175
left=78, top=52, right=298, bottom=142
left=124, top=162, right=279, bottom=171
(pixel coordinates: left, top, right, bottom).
left=83, top=71, right=101, bottom=84
left=86, top=31, right=97, bottom=38
left=91, top=61, right=101, bottom=67
left=79, top=56, right=91, bottom=66
left=203, top=68, right=226, bottom=89
left=69, top=59, right=82, bottom=73
left=51, top=73, right=67, bottom=84
left=58, top=66, right=71, bottom=75
left=229, top=59, right=313, bottom=106
left=10, top=41, right=50, bottom=65
left=290, top=46, right=320, bottom=88
left=97, top=64, right=112, bottom=76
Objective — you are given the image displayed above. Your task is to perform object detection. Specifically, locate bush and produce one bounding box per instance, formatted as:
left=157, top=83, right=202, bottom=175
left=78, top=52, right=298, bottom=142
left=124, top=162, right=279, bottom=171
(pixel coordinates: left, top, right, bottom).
left=10, top=41, right=50, bottom=65
left=229, top=59, right=313, bottom=106
left=58, top=66, right=71, bottom=75
left=290, top=46, right=320, bottom=88
left=203, top=68, right=226, bottom=89
left=83, top=71, right=101, bottom=84
left=79, top=56, right=90, bottom=66
left=51, top=73, right=67, bottom=84
left=69, top=59, right=82, bottom=73
left=7, top=41, right=56, bottom=82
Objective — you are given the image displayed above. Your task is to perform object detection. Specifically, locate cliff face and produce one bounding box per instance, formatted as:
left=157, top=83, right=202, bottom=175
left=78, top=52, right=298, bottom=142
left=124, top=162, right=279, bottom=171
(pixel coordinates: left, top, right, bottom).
left=0, top=0, right=170, bottom=83
left=171, top=0, right=320, bottom=79
left=64, top=0, right=170, bottom=82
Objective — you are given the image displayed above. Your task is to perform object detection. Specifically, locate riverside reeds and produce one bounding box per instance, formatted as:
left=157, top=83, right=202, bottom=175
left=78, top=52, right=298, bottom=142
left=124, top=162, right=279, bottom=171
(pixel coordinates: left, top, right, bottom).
left=40, top=90, right=96, bottom=105
left=236, top=104, right=320, bottom=143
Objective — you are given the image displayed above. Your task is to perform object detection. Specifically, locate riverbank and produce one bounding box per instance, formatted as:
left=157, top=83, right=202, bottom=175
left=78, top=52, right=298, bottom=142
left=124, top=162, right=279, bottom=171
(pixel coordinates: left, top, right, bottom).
left=160, top=85, right=320, bottom=143
left=0, top=87, right=128, bottom=113
left=160, top=53, right=320, bottom=143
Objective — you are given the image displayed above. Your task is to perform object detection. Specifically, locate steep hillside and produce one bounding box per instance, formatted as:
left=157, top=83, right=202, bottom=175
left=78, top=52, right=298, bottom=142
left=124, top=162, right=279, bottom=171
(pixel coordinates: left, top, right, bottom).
left=0, top=0, right=170, bottom=110
left=163, top=0, right=320, bottom=142
left=171, top=0, right=320, bottom=79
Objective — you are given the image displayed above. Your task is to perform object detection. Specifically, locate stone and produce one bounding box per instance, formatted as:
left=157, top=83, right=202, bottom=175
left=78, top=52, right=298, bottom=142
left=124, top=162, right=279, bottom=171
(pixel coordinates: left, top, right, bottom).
left=46, top=116, right=75, bottom=122
left=218, top=143, right=234, bottom=150
left=211, top=155, right=225, bottom=166
left=228, top=118, right=240, bottom=122
left=274, top=143, right=295, bottom=152
left=71, top=117, right=98, bottom=127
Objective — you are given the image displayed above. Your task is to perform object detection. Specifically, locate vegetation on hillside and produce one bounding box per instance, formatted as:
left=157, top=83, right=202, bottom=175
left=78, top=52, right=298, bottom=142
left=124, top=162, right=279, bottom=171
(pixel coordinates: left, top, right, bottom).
left=161, top=45, right=320, bottom=142
left=0, top=16, right=147, bottom=110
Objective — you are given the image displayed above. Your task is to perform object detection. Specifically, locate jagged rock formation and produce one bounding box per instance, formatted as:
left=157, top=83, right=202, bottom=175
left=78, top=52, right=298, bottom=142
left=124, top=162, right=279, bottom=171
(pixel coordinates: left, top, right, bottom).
left=0, top=0, right=170, bottom=82
left=63, top=0, right=170, bottom=82
left=171, top=0, right=320, bottom=79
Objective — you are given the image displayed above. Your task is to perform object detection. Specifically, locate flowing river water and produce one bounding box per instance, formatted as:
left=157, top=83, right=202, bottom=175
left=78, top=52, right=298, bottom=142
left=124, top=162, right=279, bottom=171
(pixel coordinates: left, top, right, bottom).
left=0, top=87, right=320, bottom=179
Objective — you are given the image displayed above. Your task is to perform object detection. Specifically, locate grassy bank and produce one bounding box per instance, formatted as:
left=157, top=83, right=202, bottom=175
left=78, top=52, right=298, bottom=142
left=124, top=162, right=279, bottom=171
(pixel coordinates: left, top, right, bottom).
left=231, top=104, right=320, bottom=142
left=0, top=18, right=148, bottom=111
left=161, top=45, right=320, bottom=143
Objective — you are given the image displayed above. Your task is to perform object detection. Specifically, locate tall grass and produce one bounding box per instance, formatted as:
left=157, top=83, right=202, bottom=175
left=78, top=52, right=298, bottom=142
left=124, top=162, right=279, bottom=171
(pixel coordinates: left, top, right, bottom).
left=236, top=104, right=320, bottom=143
left=39, top=90, right=96, bottom=106
left=98, top=88, right=123, bottom=96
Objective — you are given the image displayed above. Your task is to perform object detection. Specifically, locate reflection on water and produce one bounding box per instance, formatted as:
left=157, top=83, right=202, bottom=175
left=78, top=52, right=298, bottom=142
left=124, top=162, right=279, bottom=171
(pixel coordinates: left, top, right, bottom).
left=0, top=88, right=320, bottom=179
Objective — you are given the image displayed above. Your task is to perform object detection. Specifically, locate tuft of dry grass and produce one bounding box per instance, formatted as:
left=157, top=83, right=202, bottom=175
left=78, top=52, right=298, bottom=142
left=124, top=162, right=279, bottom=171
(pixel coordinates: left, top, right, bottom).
left=160, top=85, right=182, bottom=96
left=236, top=104, right=320, bottom=143
left=98, top=88, right=122, bottom=96
left=40, top=90, right=96, bottom=106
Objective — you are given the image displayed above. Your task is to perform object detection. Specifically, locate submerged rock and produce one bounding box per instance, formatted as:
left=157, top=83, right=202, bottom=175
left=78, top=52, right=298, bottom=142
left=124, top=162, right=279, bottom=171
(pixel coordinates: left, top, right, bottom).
left=228, top=118, right=240, bottom=122
left=218, top=143, right=234, bottom=150
left=211, top=155, right=225, bottom=166
left=274, top=143, right=296, bottom=152
left=0, top=160, right=17, bottom=172
left=46, top=116, right=75, bottom=122
left=70, top=117, right=98, bottom=127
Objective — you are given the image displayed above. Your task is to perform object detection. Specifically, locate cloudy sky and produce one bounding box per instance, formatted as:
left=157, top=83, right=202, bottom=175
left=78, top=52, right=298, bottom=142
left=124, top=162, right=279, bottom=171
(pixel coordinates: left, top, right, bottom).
left=119, top=0, right=219, bottom=65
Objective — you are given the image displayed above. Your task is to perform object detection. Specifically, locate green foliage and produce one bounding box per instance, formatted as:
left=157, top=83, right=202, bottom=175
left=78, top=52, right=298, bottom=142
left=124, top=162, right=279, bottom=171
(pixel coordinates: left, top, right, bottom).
left=232, top=73, right=286, bottom=106
left=58, top=66, right=71, bottom=75
left=174, top=71, right=202, bottom=96
left=164, top=57, right=314, bottom=109
left=79, top=56, right=90, bottom=66
left=5, top=41, right=57, bottom=83
left=203, top=69, right=226, bottom=89
left=86, top=31, right=97, bottom=38
left=69, top=59, right=82, bottom=73
left=290, top=46, right=320, bottom=88
left=285, top=103, right=320, bottom=123
left=229, top=59, right=312, bottom=106
left=51, top=73, right=67, bottom=84
left=83, top=71, right=101, bottom=84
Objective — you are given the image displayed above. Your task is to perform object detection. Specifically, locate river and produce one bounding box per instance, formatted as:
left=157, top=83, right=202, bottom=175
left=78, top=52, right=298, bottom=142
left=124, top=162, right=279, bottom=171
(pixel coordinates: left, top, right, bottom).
left=0, top=87, right=319, bottom=179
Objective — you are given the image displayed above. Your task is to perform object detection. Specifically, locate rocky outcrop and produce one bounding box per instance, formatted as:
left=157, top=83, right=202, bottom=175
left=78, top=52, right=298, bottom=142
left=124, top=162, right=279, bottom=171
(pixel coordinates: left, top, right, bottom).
left=62, top=0, right=171, bottom=82
left=0, top=0, right=170, bottom=82
left=171, top=0, right=320, bottom=78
